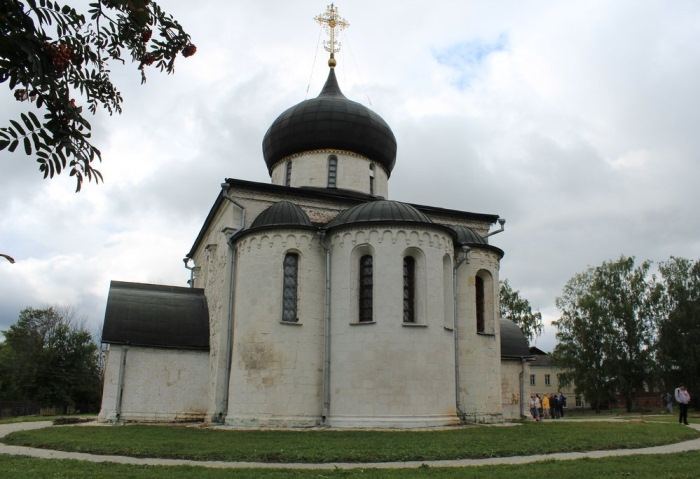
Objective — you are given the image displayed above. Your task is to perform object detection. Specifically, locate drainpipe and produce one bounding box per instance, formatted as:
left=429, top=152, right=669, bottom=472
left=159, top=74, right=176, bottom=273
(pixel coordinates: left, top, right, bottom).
left=115, top=345, right=129, bottom=423
left=482, top=218, right=506, bottom=239
left=319, top=230, right=331, bottom=424
left=453, top=245, right=470, bottom=421
left=183, top=257, right=196, bottom=287
left=218, top=183, right=246, bottom=423
left=520, top=357, right=527, bottom=419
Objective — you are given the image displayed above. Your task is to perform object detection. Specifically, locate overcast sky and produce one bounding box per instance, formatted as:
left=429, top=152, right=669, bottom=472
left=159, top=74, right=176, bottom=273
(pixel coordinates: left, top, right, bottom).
left=2, top=0, right=700, bottom=351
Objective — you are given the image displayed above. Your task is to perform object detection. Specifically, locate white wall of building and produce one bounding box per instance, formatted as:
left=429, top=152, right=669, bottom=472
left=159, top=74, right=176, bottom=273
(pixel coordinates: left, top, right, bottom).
left=326, top=227, right=459, bottom=428
left=456, top=248, right=504, bottom=423
left=99, top=345, right=209, bottom=422
left=225, top=229, right=326, bottom=427
left=501, top=359, right=529, bottom=420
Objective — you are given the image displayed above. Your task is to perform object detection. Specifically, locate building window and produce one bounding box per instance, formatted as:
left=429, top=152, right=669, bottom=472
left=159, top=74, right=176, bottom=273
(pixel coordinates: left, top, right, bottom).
left=327, top=155, right=338, bottom=188
left=530, top=374, right=536, bottom=386
left=285, top=161, right=292, bottom=186
left=369, top=163, right=375, bottom=195
left=575, top=396, right=583, bottom=408
left=403, top=256, right=416, bottom=323
left=282, top=253, right=298, bottom=322
left=545, top=374, right=551, bottom=386
left=359, top=255, right=373, bottom=322
left=475, top=276, right=485, bottom=333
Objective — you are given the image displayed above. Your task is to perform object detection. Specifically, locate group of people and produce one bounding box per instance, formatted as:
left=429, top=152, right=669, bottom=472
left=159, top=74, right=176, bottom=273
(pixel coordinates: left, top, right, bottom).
left=530, top=392, right=566, bottom=421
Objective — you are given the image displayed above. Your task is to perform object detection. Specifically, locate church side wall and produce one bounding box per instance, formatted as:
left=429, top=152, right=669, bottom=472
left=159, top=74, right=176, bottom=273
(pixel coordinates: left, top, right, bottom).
left=501, top=359, right=528, bottom=420
left=225, top=229, right=325, bottom=427
left=190, top=202, right=239, bottom=422
left=98, top=345, right=209, bottom=422
left=327, top=227, right=459, bottom=428
left=191, top=194, right=314, bottom=422
left=457, top=248, right=504, bottom=423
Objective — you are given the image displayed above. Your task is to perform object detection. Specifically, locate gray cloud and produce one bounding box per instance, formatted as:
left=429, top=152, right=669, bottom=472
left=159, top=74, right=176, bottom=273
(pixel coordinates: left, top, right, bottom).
left=2, top=0, right=700, bottom=351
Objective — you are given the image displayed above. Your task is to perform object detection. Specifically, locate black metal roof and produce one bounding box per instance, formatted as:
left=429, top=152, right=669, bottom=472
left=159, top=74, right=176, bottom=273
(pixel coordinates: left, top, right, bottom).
left=529, top=347, right=553, bottom=365
left=250, top=201, right=312, bottom=228
left=102, top=281, right=209, bottom=350
left=262, top=68, right=397, bottom=176
left=187, top=178, right=501, bottom=259
left=500, top=319, right=533, bottom=358
left=326, top=199, right=436, bottom=230
left=452, top=225, right=487, bottom=246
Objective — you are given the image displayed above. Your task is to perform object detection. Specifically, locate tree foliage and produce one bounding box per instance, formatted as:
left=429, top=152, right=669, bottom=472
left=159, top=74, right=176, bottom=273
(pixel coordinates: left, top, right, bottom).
left=657, top=257, right=700, bottom=403
left=552, top=256, right=664, bottom=412
left=499, top=279, right=543, bottom=343
left=0, top=306, right=102, bottom=410
left=0, top=0, right=196, bottom=191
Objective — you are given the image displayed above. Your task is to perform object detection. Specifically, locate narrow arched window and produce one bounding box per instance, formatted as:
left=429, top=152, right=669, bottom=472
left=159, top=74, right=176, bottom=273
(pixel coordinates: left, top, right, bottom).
left=369, top=163, right=375, bottom=195
left=403, top=256, right=416, bottom=323
left=359, top=255, right=373, bottom=322
left=475, top=275, right=485, bottom=333
left=285, top=161, right=292, bottom=186
left=282, top=253, right=298, bottom=322
left=327, top=155, right=338, bottom=188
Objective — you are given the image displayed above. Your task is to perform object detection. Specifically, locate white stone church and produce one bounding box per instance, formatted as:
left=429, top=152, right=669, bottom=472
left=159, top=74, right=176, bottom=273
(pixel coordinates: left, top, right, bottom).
left=99, top=7, right=534, bottom=428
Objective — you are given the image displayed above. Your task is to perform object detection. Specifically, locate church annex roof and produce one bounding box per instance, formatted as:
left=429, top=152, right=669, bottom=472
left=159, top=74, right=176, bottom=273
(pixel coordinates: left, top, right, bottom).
left=452, top=224, right=505, bottom=258
left=500, top=319, right=533, bottom=359
left=102, top=281, right=209, bottom=350
left=262, top=68, right=397, bottom=176
left=452, top=225, right=487, bottom=245
left=326, top=199, right=433, bottom=229
left=250, top=201, right=313, bottom=228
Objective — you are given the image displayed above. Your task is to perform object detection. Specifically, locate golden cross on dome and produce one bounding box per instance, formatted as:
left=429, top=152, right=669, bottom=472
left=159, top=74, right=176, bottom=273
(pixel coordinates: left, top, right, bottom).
left=314, top=4, right=349, bottom=67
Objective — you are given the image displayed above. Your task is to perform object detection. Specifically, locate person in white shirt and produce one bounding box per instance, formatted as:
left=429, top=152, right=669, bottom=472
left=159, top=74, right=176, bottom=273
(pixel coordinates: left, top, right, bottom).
left=674, top=383, right=691, bottom=425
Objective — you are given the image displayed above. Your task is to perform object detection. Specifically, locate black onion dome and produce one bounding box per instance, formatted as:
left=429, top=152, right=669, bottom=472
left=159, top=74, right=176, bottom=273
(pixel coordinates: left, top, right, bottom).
left=251, top=201, right=312, bottom=228
left=262, top=68, right=397, bottom=176
left=327, top=200, right=432, bottom=229
left=452, top=225, right=487, bottom=246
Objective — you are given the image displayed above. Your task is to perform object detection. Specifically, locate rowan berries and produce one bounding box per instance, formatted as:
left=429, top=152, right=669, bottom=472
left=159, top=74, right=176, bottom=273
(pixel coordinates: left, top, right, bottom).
left=44, top=42, right=73, bottom=73
left=182, top=44, right=197, bottom=57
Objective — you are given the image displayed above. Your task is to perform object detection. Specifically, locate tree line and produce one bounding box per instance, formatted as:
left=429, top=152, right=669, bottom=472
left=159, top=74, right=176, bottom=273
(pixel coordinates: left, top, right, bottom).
left=0, top=306, right=102, bottom=412
left=553, top=255, right=700, bottom=412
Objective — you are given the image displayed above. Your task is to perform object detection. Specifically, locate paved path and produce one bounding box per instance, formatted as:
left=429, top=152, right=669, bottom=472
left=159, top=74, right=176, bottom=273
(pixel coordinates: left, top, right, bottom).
left=1, top=420, right=699, bottom=470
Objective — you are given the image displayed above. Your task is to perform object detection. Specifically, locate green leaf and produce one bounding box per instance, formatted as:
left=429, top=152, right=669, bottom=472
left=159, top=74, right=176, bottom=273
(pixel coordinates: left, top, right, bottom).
left=9, top=139, right=19, bottom=152
left=28, top=111, right=41, bottom=129
left=0, top=140, right=9, bottom=150
left=53, top=154, right=63, bottom=174
left=32, top=132, right=42, bottom=151
left=21, top=113, right=34, bottom=131
left=9, top=120, right=26, bottom=136
left=24, top=137, right=32, bottom=155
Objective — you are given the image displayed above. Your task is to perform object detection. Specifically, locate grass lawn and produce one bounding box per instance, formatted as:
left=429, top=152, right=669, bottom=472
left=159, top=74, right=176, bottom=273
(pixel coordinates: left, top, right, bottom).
left=1, top=450, right=700, bottom=478
left=2, top=418, right=698, bottom=462
left=1, top=415, right=699, bottom=477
